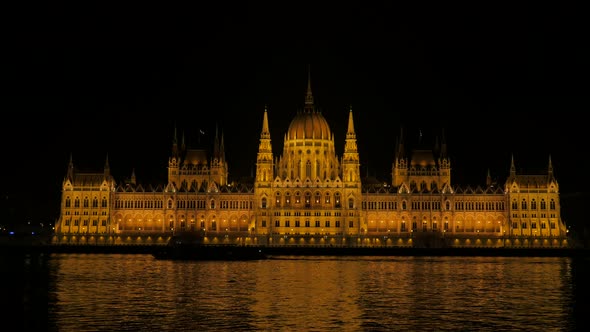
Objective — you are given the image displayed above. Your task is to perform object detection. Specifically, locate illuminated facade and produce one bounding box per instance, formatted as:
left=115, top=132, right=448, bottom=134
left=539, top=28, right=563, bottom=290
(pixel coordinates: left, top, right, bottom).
left=54, top=77, right=569, bottom=248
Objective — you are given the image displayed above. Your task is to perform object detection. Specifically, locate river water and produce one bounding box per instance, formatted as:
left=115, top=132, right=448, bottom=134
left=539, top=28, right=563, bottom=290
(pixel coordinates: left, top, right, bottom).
left=2, top=253, right=589, bottom=331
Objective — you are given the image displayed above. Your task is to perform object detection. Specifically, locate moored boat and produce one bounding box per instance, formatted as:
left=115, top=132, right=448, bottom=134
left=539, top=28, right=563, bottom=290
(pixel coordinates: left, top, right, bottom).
left=152, top=232, right=267, bottom=261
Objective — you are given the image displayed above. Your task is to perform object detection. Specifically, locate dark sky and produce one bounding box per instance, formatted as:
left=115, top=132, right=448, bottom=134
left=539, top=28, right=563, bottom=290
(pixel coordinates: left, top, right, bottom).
left=2, top=3, right=588, bottom=226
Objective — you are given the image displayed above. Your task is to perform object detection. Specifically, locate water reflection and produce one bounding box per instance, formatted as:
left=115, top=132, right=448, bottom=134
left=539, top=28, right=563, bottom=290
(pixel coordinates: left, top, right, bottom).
left=1, top=253, right=586, bottom=331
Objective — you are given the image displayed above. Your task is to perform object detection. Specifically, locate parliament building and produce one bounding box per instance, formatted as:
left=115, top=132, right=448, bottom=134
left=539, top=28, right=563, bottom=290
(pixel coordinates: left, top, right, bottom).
left=53, top=77, right=569, bottom=248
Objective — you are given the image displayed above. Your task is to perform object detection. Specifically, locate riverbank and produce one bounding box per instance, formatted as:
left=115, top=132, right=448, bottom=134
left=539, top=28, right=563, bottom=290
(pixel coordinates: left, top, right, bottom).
left=1, top=242, right=589, bottom=258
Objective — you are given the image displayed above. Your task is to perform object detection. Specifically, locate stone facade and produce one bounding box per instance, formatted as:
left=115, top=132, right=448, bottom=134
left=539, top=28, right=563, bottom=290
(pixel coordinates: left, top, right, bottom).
left=53, top=77, right=569, bottom=248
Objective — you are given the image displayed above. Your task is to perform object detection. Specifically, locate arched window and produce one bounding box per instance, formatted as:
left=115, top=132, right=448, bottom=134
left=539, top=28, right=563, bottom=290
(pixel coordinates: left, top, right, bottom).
left=305, top=192, right=311, bottom=208
left=83, top=198, right=89, bottom=208
left=550, top=199, right=556, bottom=210
left=306, top=160, right=312, bottom=178
left=101, top=197, right=107, bottom=208
left=521, top=199, right=527, bottom=210
left=531, top=199, right=537, bottom=210
left=210, top=199, right=216, bottom=209
left=334, top=192, right=341, bottom=208
left=261, top=197, right=267, bottom=209
left=316, top=160, right=320, bottom=178
left=74, top=198, right=80, bottom=208
left=65, top=197, right=71, bottom=208
left=541, top=199, right=546, bottom=209
left=348, top=198, right=354, bottom=209
left=92, top=197, right=98, bottom=208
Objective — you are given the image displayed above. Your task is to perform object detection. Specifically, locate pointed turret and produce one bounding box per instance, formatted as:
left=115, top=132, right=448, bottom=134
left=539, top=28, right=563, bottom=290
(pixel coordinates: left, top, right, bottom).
left=130, top=168, right=136, bottom=186
left=486, top=168, right=492, bottom=187
left=342, top=106, right=360, bottom=184
left=104, top=154, right=110, bottom=178
left=547, top=154, right=555, bottom=184
left=172, top=125, right=179, bottom=157
left=304, top=66, right=314, bottom=113
left=66, top=153, right=74, bottom=180
left=261, top=105, right=270, bottom=139
left=510, top=154, right=516, bottom=177
left=213, top=124, right=220, bottom=159
left=395, top=127, right=405, bottom=161
left=220, top=130, right=226, bottom=162
left=391, top=126, right=408, bottom=187
left=346, top=105, right=356, bottom=138
left=255, top=106, right=274, bottom=186
left=440, top=128, right=448, bottom=158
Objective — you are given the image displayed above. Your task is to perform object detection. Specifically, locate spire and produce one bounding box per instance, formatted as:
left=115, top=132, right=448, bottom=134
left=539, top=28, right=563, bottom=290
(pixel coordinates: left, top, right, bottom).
left=510, top=154, right=516, bottom=177
left=172, top=125, right=179, bottom=157
left=130, top=168, right=136, bottom=185
left=220, top=130, right=226, bottom=162
left=343, top=106, right=360, bottom=184
left=213, top=124, right=220, bottom=159
left=486, top=168, right=492, bottom=187
left=261, top=105, right=270, bottom=139
left=346, top=105, right=356, bottom=136
left=548, top=154, right=553, bottom=176
left=304, top=65, right=314, bottom=112
left=256, top=106, right=274, bottom=185
left=104, top=154, right=110, bottom=178
left=67, top=153, right=74, bottom=179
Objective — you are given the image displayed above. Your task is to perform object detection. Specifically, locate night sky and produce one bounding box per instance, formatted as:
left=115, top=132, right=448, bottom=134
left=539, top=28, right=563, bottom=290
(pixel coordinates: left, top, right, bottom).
left=2, top=3, right=587, bottom=229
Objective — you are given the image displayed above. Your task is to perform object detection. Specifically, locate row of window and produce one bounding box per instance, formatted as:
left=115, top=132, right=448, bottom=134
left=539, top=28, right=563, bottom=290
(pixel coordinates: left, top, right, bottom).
left=65, top=197, right=108, bottom=208
left=63, top=219, right=108, bottom=226
left=65, top=196, right=558, bottom=212
left=64, top=211, right=107, bottom=216
left=512, top=222, right=556, bottom=229
left=512, top=213, right=557, bottom=218
left=511, top=199, right=557, bottom=210
left=261, top=220, right=355, bottom=228
left=362, top=200, right=507, bottom=211
left=273, top=211, right=343, bottom=217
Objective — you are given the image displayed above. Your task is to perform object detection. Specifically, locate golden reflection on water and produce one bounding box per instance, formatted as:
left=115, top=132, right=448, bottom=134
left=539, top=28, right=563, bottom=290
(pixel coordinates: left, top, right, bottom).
left=38, top=254, right=581, bottom=331
left=251, top=257, right=364, bottom=331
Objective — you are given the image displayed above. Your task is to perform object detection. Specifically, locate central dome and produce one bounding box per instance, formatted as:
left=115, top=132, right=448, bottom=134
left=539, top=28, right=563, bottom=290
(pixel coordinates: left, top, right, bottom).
left=286, top=111, right=332, bottom=140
